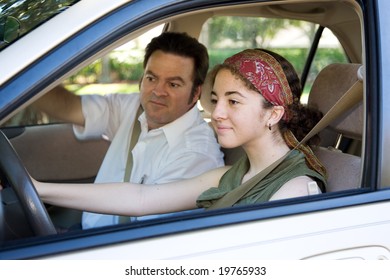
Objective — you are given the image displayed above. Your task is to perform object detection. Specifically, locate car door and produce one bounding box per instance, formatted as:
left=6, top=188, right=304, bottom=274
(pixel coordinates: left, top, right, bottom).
left=1, top=0, right=390, bottom=261
left=1, top=124, right=108, bottom=183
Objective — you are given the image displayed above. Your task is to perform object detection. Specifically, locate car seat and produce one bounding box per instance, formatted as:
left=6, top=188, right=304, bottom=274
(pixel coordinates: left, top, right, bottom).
left=308, top=63, right=363, bottom=192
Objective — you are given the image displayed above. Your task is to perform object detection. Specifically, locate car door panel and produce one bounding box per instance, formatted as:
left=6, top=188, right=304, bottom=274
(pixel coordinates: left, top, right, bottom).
left=42, top=200, right=390, bottom=259
left=1, top=123, right=109, bottom=183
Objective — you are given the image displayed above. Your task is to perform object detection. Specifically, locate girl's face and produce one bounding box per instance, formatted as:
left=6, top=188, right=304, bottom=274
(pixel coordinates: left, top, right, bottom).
left=210, top=69, right=271, bottom=149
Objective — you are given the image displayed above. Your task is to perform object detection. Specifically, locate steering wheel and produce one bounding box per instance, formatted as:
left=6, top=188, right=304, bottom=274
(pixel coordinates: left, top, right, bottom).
left=0, top=130, right=56, bottom=236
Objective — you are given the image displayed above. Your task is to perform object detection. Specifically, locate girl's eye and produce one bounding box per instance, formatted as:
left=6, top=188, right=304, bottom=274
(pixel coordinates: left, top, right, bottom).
left=229, top=99, right=239, bottom=105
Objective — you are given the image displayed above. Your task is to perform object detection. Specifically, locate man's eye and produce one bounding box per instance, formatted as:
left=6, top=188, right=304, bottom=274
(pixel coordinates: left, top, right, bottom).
left=229, top=99, right=239, bottom=105
left=170, top=82, right=180, bottom=88
left=210, top=98, right=217, bottom=104
left=145, top=76, right=155, bottom=82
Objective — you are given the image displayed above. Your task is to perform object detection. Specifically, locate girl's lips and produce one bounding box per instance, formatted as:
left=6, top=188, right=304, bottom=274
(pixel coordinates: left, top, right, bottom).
left=215, top=125, right=232, bottom=134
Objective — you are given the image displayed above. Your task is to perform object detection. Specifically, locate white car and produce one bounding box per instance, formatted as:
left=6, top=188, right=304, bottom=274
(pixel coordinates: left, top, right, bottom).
left=0, top=0, right=390, bottom=260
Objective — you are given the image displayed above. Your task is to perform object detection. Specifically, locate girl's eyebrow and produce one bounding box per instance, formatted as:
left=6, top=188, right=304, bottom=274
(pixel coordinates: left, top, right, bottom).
left=211, top=90, right=246, bottom=98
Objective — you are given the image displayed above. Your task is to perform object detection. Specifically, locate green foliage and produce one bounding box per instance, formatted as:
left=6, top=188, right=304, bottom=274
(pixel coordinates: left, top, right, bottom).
left=66, top=58, right=143, bottom=84
left=207, top=17, right=300, bottom=48
left=0, top=0, right=80, bottom=50
left=66, top=47, right=346, bottom=89
left=208, top=49, right=242, bottom=68
left=208, top=47, right=347, bottom=87
left=61, top=15, right=347, bottom=88
left=109, top=60, right=143, bottom=82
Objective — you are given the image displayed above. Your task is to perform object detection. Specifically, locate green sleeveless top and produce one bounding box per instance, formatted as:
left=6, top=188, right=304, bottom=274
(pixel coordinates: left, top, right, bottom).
left=196, top=150, right=327, bottom=209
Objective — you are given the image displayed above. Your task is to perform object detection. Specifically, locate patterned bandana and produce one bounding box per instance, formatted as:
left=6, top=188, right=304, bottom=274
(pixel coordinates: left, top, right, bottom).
left=223, top=49, right=293, bottom=121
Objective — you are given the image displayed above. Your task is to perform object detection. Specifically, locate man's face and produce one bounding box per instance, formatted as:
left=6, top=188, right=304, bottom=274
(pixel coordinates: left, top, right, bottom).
left=140, top=50, right=200, bottom=130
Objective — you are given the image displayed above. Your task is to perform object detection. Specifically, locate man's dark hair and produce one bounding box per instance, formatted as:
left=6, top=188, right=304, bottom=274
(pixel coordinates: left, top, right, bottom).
left=143, top=32, right=209, bottom=98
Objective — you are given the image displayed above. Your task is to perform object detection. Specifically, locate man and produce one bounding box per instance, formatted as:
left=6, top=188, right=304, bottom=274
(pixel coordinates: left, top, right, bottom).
left=34, top=32, right=224, bottom=229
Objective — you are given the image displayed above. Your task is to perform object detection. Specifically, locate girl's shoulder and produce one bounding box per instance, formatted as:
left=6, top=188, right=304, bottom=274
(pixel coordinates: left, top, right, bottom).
left=269, top=176, right=319, bottom=201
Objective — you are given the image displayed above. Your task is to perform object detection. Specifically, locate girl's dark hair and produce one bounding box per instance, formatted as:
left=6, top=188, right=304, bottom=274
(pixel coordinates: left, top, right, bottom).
left=143, top=32, right=209, bottom=100
left=259, top=49, right=323, bottom=146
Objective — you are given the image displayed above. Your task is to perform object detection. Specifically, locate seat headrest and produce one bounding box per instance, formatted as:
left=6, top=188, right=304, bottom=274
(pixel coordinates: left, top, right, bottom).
left=308, top=63, right=363, bottom=140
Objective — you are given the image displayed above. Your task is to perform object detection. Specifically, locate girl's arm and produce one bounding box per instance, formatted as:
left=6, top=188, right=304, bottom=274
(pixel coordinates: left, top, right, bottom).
left=35, top=166, right=230, bottom=216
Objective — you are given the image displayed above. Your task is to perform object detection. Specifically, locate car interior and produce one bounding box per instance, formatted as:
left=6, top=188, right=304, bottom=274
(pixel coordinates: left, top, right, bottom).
left=0, top=0, right=366, bottom=243
left=308, top=63, right=363, bottom=192
left=203, top=62, right=364, bottom=193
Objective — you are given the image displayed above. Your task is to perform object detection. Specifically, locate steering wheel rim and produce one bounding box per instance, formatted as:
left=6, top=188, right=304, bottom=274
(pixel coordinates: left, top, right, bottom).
left=0, top=130, right=56, bottom=236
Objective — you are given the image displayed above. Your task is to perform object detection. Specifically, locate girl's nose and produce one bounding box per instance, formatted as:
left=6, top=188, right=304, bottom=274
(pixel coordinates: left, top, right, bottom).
left=211, top=100, right=227, bottom=121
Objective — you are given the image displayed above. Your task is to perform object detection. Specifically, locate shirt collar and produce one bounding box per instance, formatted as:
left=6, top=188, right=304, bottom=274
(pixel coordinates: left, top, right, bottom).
left=139, top=105, right=201, bottom=147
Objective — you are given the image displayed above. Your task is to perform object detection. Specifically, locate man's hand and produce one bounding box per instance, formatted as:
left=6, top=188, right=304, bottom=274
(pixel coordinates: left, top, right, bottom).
left=32, top=85, right=85, bottom=126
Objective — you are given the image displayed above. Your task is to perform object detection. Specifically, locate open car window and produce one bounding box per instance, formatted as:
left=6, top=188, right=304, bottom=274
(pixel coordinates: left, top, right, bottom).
left=2, top=18, right=348, bottom=128
left=1, top=24, right=164, bottom=127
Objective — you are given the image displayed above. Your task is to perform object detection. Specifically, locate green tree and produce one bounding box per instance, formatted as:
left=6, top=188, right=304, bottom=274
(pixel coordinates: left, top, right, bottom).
left=206, top=17, right=302, bottom=49
left=0, top=0, right=79, bottom=46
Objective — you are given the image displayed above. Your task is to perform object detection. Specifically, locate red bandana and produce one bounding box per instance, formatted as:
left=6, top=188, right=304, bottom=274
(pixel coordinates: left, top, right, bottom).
left=224, top=49, right=293, bottom=121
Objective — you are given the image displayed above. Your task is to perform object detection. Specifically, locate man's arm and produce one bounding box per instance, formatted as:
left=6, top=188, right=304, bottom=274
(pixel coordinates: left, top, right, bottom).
left=32, top=86, right=85, bottom=126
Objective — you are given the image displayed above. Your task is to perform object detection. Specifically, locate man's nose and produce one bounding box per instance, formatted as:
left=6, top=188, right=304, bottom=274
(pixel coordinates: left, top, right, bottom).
left=153, top=82, right=168, bottom=96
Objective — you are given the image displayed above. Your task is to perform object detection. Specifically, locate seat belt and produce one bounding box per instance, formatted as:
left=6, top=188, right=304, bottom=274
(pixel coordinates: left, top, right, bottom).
left=119, top=105, right=143, bottom=224
left=207, top=68, right=363, bottom=210
left=123, top=105, right=143, bottom=182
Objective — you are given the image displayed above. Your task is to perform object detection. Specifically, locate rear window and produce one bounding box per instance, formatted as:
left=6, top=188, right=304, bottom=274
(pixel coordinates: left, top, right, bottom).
left=198, top=16, right=348, bottom=102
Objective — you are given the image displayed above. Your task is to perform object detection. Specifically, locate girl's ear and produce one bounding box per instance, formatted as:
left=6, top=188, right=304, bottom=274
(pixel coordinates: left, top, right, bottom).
left=267, top=105, right=285, bottom=126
